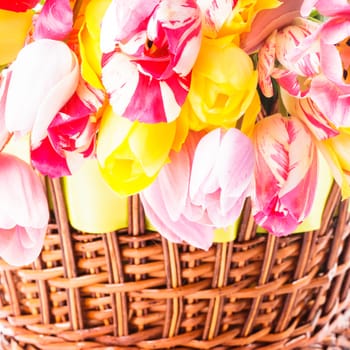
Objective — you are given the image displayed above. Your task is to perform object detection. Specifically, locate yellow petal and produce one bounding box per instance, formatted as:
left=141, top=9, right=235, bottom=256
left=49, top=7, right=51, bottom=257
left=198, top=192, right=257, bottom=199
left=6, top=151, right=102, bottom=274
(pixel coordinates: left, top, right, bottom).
left=96, top=105, right=185, bottom=196
left=0, top=9, right=33, bottom=65
left=78, top=0, right=110, bottom=89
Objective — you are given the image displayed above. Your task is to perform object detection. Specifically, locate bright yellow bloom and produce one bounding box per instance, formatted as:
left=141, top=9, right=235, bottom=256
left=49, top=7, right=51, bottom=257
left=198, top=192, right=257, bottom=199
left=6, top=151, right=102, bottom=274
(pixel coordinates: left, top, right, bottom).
left=96, top=105, right=188, bottom=196
left=78, top=0, right=110, bottom=89
left=0, top=9, right=34, bottom=65
left=320, top=128, right=350, bottom=199
left=185, top=36, right=260, bottom=131
left=219, top=0, right=281, bottom=38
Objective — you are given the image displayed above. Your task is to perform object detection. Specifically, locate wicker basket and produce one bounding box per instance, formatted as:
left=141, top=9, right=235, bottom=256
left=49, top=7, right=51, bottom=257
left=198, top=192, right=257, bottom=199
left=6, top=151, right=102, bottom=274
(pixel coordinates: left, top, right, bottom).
left=0, top=177, right=350, bottom=349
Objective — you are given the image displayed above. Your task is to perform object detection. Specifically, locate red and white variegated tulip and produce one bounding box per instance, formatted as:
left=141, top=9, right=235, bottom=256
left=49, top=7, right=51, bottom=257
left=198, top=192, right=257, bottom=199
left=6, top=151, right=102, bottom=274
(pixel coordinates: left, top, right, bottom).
left=31, top=79, right=104, bottom=177
left=140, top=128, right=254, bottom=249
left=252, top=114, right=318, bottom=236
left=2, top=39, right=79, bottom=146
left=258, top=17, right=320, bottom=98
left=33, top=0, right=73, bottom=41
left=100, top=0, right=202, bottom=123
left=0, top=153, right=49, bottom=266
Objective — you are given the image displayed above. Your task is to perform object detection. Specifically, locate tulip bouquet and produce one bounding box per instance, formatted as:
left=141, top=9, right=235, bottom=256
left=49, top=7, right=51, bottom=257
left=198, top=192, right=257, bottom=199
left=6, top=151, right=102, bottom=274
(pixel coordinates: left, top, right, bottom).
left=0, top=0, right=349, bottom=266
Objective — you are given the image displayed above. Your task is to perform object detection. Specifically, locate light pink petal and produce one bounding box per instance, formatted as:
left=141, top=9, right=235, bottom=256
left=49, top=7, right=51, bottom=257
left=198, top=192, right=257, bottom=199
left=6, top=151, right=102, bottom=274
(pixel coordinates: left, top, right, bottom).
left=157, top=148, right=190, bottom=221
left=190, top=129, right=221, bottom=203
left=0, top=226, right=46, bottom=266
left=141, top=184, right=214, bottom=250
left=5, top=39, right=79, bottom=144
left=300, top=0, right=318, bottom=16
left=309, top=75, right=350, bottom=127
left=34, top=0, right=73, bottom=40
left=0, top=153, right=49, bottom=229
left=217, top=128, right=254, bottom=195
left=302, top=0, right=350, bottom=16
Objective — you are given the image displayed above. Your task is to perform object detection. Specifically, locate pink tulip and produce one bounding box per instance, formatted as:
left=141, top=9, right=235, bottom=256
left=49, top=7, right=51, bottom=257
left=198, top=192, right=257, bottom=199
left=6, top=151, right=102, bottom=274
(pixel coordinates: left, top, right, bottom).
left=258, top=17, right=320, bottom=98
left=31, top=79, right=104, bottom=177
left=0, top=153, right=49, bottom=266
left=301, top=0, right=350, bottom=17
left=140, top=128, right=254, bottom=249
left=252, top=114, right=318, bottom=236
left=241, top=0, right=305, bottom=54
left=3, top=39, right=79, bottom=146
left=100, top=0, right=202, bottom=123
left=33, top=0, right=73, bottom=41
left=0, top=0, right=39, bottom=12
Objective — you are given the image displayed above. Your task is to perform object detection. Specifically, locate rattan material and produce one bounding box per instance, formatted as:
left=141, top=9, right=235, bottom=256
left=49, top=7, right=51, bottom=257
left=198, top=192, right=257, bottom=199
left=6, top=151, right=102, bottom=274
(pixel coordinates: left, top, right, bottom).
left=0, top=178, right=349, bottom=349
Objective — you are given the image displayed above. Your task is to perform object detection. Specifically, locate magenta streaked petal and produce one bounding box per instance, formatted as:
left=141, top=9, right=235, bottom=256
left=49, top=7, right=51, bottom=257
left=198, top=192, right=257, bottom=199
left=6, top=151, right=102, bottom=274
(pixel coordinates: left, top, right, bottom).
left=0, top=70, right=11, bottom=151
left=31, top=137, right=71, bottom=177
left=34, top=0, right=73, bottom=40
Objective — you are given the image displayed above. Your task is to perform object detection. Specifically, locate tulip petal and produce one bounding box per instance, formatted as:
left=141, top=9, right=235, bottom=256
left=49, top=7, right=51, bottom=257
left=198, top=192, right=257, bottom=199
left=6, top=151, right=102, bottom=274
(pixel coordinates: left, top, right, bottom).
left=34, top=0, right=73, bottom=40
left=0, top=226, right=46, bottom=266
left=0, top=9, right=33, bottom=65
left=5, top=39, right=79, bottom=145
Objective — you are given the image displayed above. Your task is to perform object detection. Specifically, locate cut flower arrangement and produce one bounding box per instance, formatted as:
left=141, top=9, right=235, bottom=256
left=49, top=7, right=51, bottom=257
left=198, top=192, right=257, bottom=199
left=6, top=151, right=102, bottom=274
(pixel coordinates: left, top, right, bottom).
left=0, top=0, right=349, bottom=267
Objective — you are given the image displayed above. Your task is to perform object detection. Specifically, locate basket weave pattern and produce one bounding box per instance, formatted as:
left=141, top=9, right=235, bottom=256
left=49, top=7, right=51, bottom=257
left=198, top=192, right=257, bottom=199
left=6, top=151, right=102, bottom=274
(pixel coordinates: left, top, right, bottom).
left=0, top=178, right=349, bottom=349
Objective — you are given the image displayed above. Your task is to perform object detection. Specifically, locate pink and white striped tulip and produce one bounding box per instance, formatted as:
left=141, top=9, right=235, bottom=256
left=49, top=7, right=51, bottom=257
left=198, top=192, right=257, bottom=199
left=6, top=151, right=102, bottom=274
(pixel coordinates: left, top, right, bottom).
left=140, top=128, right=254, bottom=249
left=0, top=153, right=49, bottom=266
left=100, top=0, right=202, bottom=123
left=30, top=79, right=104, bottom=177
left=3, top=39, right=79, bottom=146
left=258, top=17, right=320, bottom=98
left=0, top=69, right=11, bottom=151
left=252, top=114, right=318, bottom=236
left=280, top=90, right=339, bottom=140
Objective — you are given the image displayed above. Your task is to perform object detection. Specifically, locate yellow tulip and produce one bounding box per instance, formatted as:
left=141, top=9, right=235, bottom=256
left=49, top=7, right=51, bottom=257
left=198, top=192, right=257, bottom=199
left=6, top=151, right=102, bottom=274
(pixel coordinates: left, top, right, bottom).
left=219, top=0, right=281, bottom=38
left=319, top=128, right=350, bottom=199
left=186, top=36, right=260, bottom=131
left=78, top=0, right=111, bottom=89
left=96, top=105, right=188, bottom=196
left=0, top=9, right=33, bottom=65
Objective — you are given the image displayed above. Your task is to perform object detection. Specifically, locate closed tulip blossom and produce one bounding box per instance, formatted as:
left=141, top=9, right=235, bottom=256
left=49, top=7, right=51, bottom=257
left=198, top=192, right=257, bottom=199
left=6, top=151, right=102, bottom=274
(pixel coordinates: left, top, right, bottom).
left=0, top=153, right=49, bottom=266
left=2, top=39, right=79, bottom=146
left=100, top=0, right=202, bottom=123
left=252, top=114, right=318, bottom=236
left=140, top=128, right=254, bottom=249
left=258, top=17, right=320, bottom=98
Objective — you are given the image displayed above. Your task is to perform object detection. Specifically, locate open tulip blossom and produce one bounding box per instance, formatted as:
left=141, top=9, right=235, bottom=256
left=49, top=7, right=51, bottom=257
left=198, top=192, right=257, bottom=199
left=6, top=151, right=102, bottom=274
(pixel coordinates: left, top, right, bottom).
left=1, top=0, right=350, bottom=264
